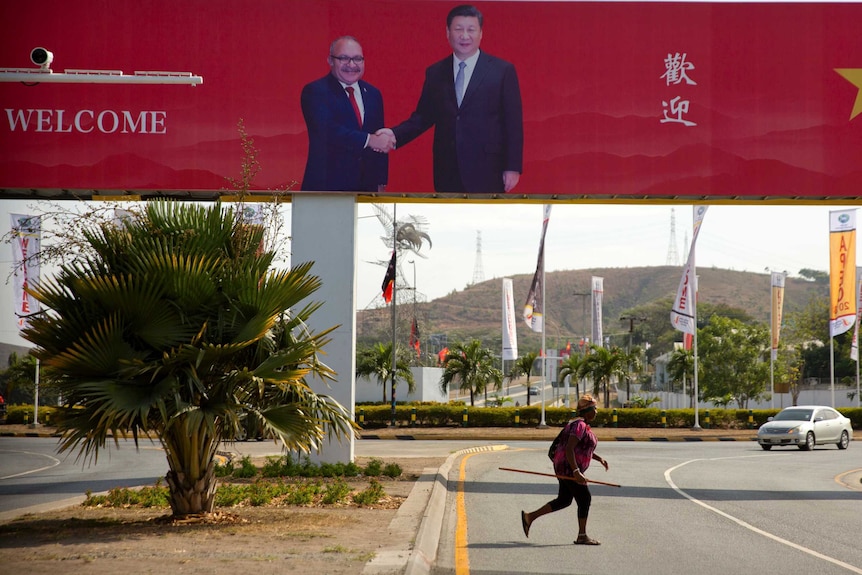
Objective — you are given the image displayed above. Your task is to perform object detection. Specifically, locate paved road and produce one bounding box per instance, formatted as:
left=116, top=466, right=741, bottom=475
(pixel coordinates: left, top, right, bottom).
left=0, top=436, right=169, bottom=520
left=433, top=441, right=862, bottom=575
left=4, top=435, right=860, bottom=575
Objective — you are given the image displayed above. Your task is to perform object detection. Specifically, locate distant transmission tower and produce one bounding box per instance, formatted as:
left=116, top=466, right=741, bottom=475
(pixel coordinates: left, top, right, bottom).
left=471, top=230, right=485, bottom=285
left=666, top=208, right=681, bottom=266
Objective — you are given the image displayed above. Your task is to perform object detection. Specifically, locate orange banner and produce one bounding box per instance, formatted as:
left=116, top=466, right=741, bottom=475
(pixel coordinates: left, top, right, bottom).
left=770, top=272, right=785, bottom=360
left=829, top=210, right=856, bottom=337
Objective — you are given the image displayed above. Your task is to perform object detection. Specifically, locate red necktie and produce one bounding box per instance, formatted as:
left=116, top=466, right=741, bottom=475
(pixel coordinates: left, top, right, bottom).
left=346, top=86, right=362, bottom=127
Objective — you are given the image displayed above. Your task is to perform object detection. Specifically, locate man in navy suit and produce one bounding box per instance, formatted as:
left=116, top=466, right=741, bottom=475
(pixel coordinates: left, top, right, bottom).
left=381, top=5, right=523, bottom=193
left=300, top=37, right=392, bottom=192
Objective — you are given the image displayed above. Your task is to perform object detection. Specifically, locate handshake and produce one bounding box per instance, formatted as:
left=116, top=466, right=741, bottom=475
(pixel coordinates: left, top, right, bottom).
left=369, top=128, right=397, bottom=153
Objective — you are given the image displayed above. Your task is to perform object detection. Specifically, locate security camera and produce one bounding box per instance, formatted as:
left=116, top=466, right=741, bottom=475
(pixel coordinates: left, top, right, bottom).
left=30, top=47, right=53, bottom=70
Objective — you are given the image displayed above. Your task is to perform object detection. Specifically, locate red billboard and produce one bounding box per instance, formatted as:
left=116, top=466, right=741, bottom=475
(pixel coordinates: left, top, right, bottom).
left=1, top=1, right=860, bottom=201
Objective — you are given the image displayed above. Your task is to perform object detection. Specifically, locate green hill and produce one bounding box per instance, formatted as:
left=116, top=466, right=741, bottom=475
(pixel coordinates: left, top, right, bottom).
left=357, top=266, right=828, bottom=358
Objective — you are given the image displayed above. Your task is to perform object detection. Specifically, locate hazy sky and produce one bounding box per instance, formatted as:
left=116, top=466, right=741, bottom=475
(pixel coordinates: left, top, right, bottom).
left=344, top=203, right=857, bottom=310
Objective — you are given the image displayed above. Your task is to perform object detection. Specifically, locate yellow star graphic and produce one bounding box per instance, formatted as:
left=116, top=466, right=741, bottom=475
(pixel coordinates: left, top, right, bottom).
left=835, top=68, right=862, bottom=121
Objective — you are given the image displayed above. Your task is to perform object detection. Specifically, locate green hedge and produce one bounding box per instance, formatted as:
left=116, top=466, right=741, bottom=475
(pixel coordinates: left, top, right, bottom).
left=5, top=403, right=859, bottom=431
left=354, top=403, right=862, bottom=430
left=2, top=404, right=59, bottom=426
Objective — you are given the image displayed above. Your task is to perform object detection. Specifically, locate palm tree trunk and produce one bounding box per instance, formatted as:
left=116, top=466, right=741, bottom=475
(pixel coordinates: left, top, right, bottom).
left=162, top=423, right=220, bottom=516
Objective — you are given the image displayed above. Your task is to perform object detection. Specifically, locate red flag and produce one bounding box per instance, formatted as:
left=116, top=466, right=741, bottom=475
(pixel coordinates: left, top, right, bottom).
left=409, top=318, right=420, bottom=358
left=683, top=332, right=693, bottom=350
left=381, top=251, right=396, bottom=304
left=437, top=347, right=449, bottom=365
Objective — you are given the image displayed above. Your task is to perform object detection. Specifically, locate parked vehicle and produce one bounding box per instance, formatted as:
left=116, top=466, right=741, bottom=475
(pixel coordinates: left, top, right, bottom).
left=757, top=405, right=853, bottom=451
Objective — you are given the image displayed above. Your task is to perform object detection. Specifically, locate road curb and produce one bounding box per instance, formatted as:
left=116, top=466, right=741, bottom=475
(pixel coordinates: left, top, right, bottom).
left=402, top=444, right=507, bottom=575
left=0, top=431, right=59, bottom=438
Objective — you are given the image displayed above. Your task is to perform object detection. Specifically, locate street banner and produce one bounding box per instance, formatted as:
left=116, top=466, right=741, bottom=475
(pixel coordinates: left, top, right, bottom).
left=381, top=251, right=396, bottom=304
left=523, top=205, right=551, bottom=332
left=829, top=209, right=856, bottom=337
left=10, top=213, right=41, bottom=331
left=851, top=268, right=862, bottom=361
left=591, top=276, right=604, bottom=348
left=671, top=206, right=709, bottom=334
left=502, top=278, right=518, bottom=360
left=771, top=271, right=786, bottom=361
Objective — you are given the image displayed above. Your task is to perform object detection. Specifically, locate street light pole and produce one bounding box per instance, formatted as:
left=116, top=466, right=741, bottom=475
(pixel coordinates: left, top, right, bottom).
left=409, top=259, right=417, bottom=365
left=390, top=207, right=398, bottom=427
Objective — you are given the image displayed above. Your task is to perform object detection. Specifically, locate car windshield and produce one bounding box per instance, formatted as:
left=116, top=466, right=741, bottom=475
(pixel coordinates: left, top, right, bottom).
left=774, top=409, right=813, bottom=422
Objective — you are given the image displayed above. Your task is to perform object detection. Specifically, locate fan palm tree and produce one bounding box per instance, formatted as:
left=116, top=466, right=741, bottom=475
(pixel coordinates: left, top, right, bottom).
left=22, top=201, right=354, bottom=518
left=578, top=345, right=628, bottom=407
left=355, top=342, right=415, bottom=403
left=440, top=340, right=502, bottom=406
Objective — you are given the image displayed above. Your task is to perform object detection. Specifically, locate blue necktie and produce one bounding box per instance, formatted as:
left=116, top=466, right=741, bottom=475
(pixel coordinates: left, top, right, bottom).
left=455, top=61, right=466, bottom=107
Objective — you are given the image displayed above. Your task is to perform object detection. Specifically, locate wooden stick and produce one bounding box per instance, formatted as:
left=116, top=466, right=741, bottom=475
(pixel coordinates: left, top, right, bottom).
left=499, top=466, right=621, bottom=488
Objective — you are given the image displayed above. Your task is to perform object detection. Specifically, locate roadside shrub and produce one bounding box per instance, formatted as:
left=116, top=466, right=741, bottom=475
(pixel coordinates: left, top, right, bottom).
left=215, top=484, right=247, bottom=507
left=233, top=455, right=258, bottom=478
left=363, top=458, right=383, bottom=476
left=261, top=455, right=290, bottom=477
left=353, top=479, right=385, bottom=506
left=248, top=480, right=277, bottom=506
left=82, top=490, right=109, bottom=507
left=284, top=481, right=322, bottom=505
left=382, top=463, right=402, bottom=478
left=137, top=482, right=170, bottom=507
left=214, top=458, right=235, bottom=477
left=82, top=483, right=169, bottom=508
left=321, top=479, right=352, bottom=504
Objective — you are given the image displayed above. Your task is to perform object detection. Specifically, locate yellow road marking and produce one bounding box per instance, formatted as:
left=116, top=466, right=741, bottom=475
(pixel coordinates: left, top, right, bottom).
left=455, top=451, right=479, bottom=575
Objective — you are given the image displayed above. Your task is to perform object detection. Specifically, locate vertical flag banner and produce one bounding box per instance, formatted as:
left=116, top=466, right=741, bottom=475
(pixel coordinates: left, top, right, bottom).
left=771, top=271, right=786, bottom=360
left=591, top=276, right=604, bottom=347
left=502, top=278, right=519, bottom=360
left=829, top=209, right=856, bottom=337
left=381, top=251, right=396, bottom=304
left=671, top=205, right=709, bottom=334
left=523, top=205, right=552, bottom=332
left=852, top=267, right=862, bottom=361
left=10, top=213, right=42, bottom=331
left=409, top=318, right=420, bottom=359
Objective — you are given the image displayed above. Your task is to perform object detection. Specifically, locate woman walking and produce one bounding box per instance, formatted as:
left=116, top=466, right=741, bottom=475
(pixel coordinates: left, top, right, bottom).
left=520, top=394, right=608, bottom=545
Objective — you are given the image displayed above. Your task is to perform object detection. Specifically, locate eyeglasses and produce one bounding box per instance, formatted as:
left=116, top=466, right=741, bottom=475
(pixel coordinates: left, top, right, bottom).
left=330, top=55, right=365, bottom=64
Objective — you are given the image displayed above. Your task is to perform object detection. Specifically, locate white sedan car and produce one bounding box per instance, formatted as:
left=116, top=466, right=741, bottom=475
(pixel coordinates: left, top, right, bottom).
left=757, top=405, right=853, bottom=451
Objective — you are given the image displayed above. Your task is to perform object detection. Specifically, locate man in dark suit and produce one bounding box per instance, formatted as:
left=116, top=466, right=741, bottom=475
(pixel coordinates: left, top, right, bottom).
left=300, top=36, right=393, bottom=192
left=382, top=5, right=523, bottom=193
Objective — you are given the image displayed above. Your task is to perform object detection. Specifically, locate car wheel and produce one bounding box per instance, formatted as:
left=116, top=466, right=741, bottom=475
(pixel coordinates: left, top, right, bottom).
left=837, top=430, right=850, bottom=450
left=798, top=431, right=814, bottom=451
left=760, top=444, right=772, bottom=451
